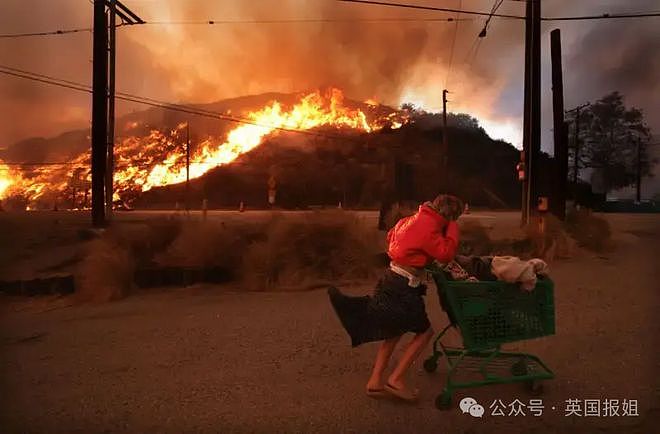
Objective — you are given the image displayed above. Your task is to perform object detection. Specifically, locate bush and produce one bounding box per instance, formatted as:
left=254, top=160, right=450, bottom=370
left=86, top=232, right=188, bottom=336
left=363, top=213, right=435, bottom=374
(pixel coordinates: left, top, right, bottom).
left=241, top=211, right=380, bottom=290
left=154, top=220, right=247, bottom=269
left=458, top=220, right=493, bottom=256
left=74, top=232, right=135, bottom=303
left=382, top=201, right=417, bottom=231
left=565, top=208, right=611, bottom=252
left=523, top=214, right=575, bottom=261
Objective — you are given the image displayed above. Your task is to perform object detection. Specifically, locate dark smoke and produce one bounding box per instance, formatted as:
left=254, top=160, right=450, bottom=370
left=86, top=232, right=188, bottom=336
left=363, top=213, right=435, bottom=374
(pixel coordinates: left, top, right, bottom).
left=0, top=0, right=658, bottom=151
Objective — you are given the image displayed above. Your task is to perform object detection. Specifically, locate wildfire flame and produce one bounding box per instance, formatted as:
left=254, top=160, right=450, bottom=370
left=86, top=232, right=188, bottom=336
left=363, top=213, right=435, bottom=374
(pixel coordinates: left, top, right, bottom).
left=0, top=88, right=407, bottom=209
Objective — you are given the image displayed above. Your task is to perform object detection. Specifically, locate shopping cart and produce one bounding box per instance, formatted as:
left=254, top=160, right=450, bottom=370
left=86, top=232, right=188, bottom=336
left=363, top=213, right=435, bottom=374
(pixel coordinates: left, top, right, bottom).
left=423, top=264, right=555, bottom=410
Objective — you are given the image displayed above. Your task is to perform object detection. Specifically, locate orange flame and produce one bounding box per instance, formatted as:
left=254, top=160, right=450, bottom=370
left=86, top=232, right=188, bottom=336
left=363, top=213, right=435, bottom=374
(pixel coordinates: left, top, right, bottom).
left=2, top=88, right=408, bottom=209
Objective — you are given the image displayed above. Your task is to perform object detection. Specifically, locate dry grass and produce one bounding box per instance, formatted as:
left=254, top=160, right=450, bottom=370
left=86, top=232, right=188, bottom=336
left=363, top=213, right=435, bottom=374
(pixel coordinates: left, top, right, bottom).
left=523, top=214, right=576, bottom=261
left=565, top=208, right=612, bottom=252
left=154, top=220, right=247, bottom=269
left=382, top=202, right=417, bottom=231
left=74, top=231, right=135, bottom=303
left=458, top=220, right=493, bottom=256
left=241, top=211, right=381, bottom=291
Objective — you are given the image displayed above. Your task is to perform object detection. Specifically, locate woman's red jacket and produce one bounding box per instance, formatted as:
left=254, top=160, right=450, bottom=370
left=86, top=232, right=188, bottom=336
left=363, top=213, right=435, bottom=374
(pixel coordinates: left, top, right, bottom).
left=387, top=204, right=460, bottom=268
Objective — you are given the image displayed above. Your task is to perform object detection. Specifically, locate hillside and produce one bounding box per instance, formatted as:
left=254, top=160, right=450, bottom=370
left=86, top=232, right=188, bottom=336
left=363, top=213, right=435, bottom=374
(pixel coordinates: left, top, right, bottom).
left=134, top=117, right=528, bottom=209
left=1, top=90, right=542, bottom=210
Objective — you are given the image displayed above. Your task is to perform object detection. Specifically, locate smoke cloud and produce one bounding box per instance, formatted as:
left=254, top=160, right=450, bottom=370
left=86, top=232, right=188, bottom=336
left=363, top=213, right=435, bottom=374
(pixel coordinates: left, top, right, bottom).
left=0, top=0, right=658, bottom=150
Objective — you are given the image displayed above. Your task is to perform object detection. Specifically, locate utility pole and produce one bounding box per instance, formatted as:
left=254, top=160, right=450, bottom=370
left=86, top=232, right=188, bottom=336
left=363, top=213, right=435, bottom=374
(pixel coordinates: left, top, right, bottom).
left=91, top=0, right=109, bottom=227
left=550, top=29, right=568, bottom=220
left=105, top=0, right=116, bottom=219
left=186, top=122, right=190, bottom=212
left=442, top=89, right=449, bottom=191
left=521, top=0, right=541, bottom=226
left=90, top=0, right=143, bottom=226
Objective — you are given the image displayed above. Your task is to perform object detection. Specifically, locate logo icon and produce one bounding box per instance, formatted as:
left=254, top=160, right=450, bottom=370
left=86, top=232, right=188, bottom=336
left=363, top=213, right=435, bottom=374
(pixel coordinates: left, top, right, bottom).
left=459, top=397, right=484, bottom=418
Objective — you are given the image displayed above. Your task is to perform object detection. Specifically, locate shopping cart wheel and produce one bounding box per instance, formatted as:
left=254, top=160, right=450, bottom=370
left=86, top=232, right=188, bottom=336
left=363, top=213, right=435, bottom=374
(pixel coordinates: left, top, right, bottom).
left=423, top=357, right=438, bottom=373
left=435, top=390, right=452, bottom=410
left=525, top=380, right=544, bottom=396
left=511, top=358, right=528, bottom=377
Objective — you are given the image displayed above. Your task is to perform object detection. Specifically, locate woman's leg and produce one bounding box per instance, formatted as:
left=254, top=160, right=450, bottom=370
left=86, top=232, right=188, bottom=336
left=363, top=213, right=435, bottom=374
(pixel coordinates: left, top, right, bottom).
left=387, top=328, right=434, bottom=390
left=366, top=335, right=402, bottom=391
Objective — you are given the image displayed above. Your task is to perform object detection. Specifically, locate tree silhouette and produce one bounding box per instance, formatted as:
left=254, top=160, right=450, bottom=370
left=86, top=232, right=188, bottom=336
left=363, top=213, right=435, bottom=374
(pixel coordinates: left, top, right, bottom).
left=572, top=92, right=654, bottom=192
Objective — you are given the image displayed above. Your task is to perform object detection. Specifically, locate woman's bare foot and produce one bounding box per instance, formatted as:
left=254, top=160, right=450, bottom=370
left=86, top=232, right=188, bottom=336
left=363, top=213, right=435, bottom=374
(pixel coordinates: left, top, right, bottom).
left=366, top=379, right=388, bottom=398
left=385, top=379, right=419, bottom=401
left=366, top=377, right=384, bottom=391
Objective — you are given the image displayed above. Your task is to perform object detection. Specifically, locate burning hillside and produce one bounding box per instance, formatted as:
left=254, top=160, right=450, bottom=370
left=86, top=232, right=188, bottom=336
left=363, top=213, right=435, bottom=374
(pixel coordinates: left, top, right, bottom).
left=0, top=88, right=407, bottom=209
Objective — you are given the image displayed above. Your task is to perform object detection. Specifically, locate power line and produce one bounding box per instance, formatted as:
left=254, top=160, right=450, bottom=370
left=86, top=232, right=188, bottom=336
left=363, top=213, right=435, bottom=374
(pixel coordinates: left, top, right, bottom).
left=444, top=0, right=462, bottom=89
left=543, top=10, right=660, bottom=21
left=339, top=0, right=524, bottom=19
left=480, top=0, right=506, bottom=36
left=3, top=5, right=657, bottom=40
left=144, top=17, right=473, bottom=24
left=0, top=160, right=262, bottom=168
left=0, top=23, right=135, bottom=39
left=0, top=27, right=92, bottom=39
left=0, top=66, right=389, bottom=146
left=0, top=17, right=474, bottom=38
left=338, top=0, right=660, bottom=21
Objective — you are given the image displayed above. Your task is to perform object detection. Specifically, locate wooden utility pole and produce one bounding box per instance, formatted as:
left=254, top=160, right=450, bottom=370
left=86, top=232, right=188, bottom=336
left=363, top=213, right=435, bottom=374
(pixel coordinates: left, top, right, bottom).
left=91, top=0, right=109, bottom=227
left=550, top=29, right=568, bottom=220
left=105, top=0, right=116, bottom=219
left=521, top=0, right=541, bottom=225
left=91, top=0, right=143, bottom=226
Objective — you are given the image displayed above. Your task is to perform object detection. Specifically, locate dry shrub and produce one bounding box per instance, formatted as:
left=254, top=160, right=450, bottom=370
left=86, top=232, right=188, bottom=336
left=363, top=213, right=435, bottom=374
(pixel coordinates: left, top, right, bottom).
left=382, top=202, right=417, bottom=231
left=458, top=220, right=493, bottom=256
left=241, top=211, right=380, bottom=291
left=565, top=208, right=611, bottom=252
left=154, top=220, right=247, bottom=269
left=74, top=232, right=135, bottom=303
left=524, top=214, right=575, bottom=261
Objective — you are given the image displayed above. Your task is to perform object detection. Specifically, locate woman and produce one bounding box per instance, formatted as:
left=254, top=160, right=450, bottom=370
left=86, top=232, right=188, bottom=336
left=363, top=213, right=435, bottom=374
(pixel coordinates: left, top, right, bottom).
left=328, top=194, right=463, bottom=401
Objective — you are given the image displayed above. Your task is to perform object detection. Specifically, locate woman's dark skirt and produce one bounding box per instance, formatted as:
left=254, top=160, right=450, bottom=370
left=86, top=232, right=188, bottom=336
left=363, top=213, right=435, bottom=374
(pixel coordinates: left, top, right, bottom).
left=327, top=270, right=431, bottom=347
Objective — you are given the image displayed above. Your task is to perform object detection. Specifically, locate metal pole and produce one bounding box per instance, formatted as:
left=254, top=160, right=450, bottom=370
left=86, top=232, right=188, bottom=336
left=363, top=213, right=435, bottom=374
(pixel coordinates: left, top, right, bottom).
left=91, top=0, right=108, bottom=227
left=106, top=0, right=116, bottom=219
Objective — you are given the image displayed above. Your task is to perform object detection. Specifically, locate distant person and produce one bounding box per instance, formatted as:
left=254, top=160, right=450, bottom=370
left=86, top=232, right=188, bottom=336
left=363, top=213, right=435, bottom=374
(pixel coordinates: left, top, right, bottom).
left=328, top=194, right=463, bottom=402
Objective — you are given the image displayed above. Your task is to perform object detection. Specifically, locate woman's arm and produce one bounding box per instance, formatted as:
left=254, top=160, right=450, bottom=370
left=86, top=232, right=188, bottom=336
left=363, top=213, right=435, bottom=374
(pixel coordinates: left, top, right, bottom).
left=423, top=221, right=460, bottom=264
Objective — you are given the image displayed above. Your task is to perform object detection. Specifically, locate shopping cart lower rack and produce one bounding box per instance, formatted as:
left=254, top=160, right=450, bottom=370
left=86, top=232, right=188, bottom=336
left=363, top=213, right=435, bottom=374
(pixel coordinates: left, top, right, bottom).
left=424, top=265, right=555, bottom=410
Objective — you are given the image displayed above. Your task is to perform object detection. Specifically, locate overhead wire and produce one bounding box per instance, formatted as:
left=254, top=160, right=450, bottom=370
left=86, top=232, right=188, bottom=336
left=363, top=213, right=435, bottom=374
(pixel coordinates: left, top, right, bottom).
left=0, top=65, right=386, bottom=145
left=337, top=0, right=660, bottom=21
left=444, top=0, right=462, bottom=89
left=0, top=17, right=474, bottom=39
left=2, top=4, right=658, bottom=40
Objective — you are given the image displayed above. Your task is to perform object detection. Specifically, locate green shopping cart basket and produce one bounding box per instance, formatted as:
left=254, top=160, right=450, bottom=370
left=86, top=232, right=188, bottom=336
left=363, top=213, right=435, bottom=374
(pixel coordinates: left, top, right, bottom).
left=424, top=264, right=555, bottom=410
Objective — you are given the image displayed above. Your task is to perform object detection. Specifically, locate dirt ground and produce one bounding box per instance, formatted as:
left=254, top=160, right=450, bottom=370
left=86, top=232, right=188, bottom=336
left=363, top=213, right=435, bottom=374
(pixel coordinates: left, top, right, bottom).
left=1, top=212, right=659, bottom=433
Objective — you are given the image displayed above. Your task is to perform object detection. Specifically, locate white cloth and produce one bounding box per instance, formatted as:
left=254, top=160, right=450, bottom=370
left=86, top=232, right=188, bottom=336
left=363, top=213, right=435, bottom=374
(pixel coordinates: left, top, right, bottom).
left=390, top=262, right=422, bottom=287
left=491, top=256, right=549, bottom=291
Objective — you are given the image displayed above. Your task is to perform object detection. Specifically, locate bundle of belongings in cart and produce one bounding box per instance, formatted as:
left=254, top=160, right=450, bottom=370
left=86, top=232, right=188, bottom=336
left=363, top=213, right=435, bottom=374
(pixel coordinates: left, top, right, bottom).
left=440, top=255, right=549, bottom=291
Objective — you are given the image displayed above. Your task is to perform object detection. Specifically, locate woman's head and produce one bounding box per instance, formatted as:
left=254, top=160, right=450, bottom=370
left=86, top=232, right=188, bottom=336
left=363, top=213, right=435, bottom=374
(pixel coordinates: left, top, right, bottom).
left=428, top=194, right=464, bottom=221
